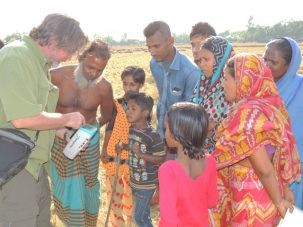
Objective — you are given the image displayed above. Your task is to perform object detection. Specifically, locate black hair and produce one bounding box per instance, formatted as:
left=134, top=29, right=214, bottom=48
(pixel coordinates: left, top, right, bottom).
left=127, top=92, right=154, bottom=123
left=121, top=66, right=145, bottom=84
left=190, top=22, right=217, bottom=39
left=266, top=38, right=292, bottom=65
left=143, top=21, right=171, bottom=38
left=78, top=39, right=111, bottom=62
left=167, top=102, right=209, bottom=160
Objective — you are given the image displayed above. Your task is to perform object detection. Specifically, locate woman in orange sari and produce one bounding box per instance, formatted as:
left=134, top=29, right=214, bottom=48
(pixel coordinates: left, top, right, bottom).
left=212, top=53, right=301, bottom=226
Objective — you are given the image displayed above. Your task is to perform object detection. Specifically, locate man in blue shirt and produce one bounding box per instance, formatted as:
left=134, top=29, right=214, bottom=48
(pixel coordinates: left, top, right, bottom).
left=143, top=21, right=200, bottom=140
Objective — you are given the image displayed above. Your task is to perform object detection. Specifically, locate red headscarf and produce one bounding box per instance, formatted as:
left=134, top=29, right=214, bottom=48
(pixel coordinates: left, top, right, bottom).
left=213, top=53, right=301, bottom=185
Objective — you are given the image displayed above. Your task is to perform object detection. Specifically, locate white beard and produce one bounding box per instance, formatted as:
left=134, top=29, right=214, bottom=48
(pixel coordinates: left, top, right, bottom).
left=73, top=63, right=101, bottom=89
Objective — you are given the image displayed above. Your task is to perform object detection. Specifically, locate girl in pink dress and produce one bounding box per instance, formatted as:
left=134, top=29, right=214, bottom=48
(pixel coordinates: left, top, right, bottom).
left=158, top=102, right=219, bottom=227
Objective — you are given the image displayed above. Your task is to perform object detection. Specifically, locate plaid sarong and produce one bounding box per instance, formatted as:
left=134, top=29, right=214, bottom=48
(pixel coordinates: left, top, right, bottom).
left=51, top=124, right=100, bottom=227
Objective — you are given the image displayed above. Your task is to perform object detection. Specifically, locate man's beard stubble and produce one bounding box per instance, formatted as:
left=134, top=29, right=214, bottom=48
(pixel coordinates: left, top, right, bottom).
left=73, top=63, right=101, bottom=89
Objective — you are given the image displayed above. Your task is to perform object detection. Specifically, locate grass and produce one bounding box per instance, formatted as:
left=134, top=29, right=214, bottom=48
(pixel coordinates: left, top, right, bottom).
left=51, top=43, right=303, bottom=226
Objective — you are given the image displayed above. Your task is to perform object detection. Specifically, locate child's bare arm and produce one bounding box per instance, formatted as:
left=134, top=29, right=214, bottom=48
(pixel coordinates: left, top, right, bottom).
left=100, top=130, right=112, bottom=163
left=115, top=141, right=128, bottom=154
left=131, top=143, right=165, bottom=164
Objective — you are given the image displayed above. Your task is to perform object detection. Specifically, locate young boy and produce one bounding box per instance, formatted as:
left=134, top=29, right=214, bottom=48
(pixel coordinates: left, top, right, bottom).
left=101, top=66, right=145, bottom=227
left=117, top=93, right=166, bottom=227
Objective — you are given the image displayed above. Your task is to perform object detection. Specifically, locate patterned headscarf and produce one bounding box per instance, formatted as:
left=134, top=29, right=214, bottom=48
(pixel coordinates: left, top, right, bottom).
left=191, top=36, right=234, bottom=153
left=213, top=53, right=301, bottom=185
left=192, top=36, right=233, bottom=124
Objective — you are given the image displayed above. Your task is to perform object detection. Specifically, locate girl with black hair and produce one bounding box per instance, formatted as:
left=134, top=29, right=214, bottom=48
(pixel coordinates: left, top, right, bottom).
left=158, top=102, right=218, bottom=226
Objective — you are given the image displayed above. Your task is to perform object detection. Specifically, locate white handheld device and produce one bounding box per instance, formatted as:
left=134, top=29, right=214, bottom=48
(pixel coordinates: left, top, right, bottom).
left=63, top=124, right=97, bottom=159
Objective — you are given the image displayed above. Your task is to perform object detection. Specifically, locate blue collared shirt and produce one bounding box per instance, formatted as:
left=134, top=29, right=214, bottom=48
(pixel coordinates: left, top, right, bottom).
left=150, top=49, right=200, bottom=138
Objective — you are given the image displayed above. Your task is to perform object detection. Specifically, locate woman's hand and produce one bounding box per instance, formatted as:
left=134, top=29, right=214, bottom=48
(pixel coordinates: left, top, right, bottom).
left=248, top=146, right=294, bottom=219
left=275, top=198, right=294, bottom=218
left=283, top=186, right=295, bottom=204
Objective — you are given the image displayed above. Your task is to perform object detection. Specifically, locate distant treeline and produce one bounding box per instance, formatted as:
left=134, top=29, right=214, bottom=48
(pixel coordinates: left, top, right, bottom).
left=220, top=17, right=303, bottom=43
left=98, top=17, right=303, bottom=45
left=4, top=17, right=303, bottom=46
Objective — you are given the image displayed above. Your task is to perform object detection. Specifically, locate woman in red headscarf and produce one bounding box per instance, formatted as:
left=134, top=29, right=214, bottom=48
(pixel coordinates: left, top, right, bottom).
left=212, top=53, right=301, bottom=226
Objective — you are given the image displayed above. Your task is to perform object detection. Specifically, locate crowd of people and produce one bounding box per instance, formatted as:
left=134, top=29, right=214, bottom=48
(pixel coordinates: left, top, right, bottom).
left=0, top=13, right=302, bottom=227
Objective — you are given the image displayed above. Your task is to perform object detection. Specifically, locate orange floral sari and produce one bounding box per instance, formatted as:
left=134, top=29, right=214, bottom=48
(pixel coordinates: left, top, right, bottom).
left=211, top=54, right=301, bottom=226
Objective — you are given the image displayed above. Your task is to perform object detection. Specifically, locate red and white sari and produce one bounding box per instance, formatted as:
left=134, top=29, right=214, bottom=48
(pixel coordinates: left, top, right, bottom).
left=211, top=54, right=301, bottom=226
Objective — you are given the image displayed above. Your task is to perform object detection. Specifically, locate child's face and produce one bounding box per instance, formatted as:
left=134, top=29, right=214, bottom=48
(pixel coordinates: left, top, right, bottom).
left=126, top=99, right=148, bottom=124
left=122, top=75, right=143, bottom=94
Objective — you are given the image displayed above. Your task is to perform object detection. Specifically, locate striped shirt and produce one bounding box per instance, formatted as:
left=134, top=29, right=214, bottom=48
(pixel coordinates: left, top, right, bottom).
left=128, top=126, right=165, bottom=190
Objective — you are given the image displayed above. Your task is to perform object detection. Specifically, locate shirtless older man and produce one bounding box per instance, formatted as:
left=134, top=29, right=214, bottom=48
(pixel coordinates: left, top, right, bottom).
left=50, top=40, right=114, bottom=227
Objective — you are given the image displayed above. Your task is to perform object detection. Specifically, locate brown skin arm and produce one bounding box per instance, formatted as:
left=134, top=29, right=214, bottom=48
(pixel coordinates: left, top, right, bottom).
left=131, top=143, right=165, bottom=165
left=113, top=141, right=166, bottom=164
left=283, top=185, right=295, bottom=204
left=115, top=141, right=128, bottom=154
left=248, top=146, right=293, bottom=218
left=98, top=79, right=114, bottom=127
left=100, top=129, right=112, bottom=163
